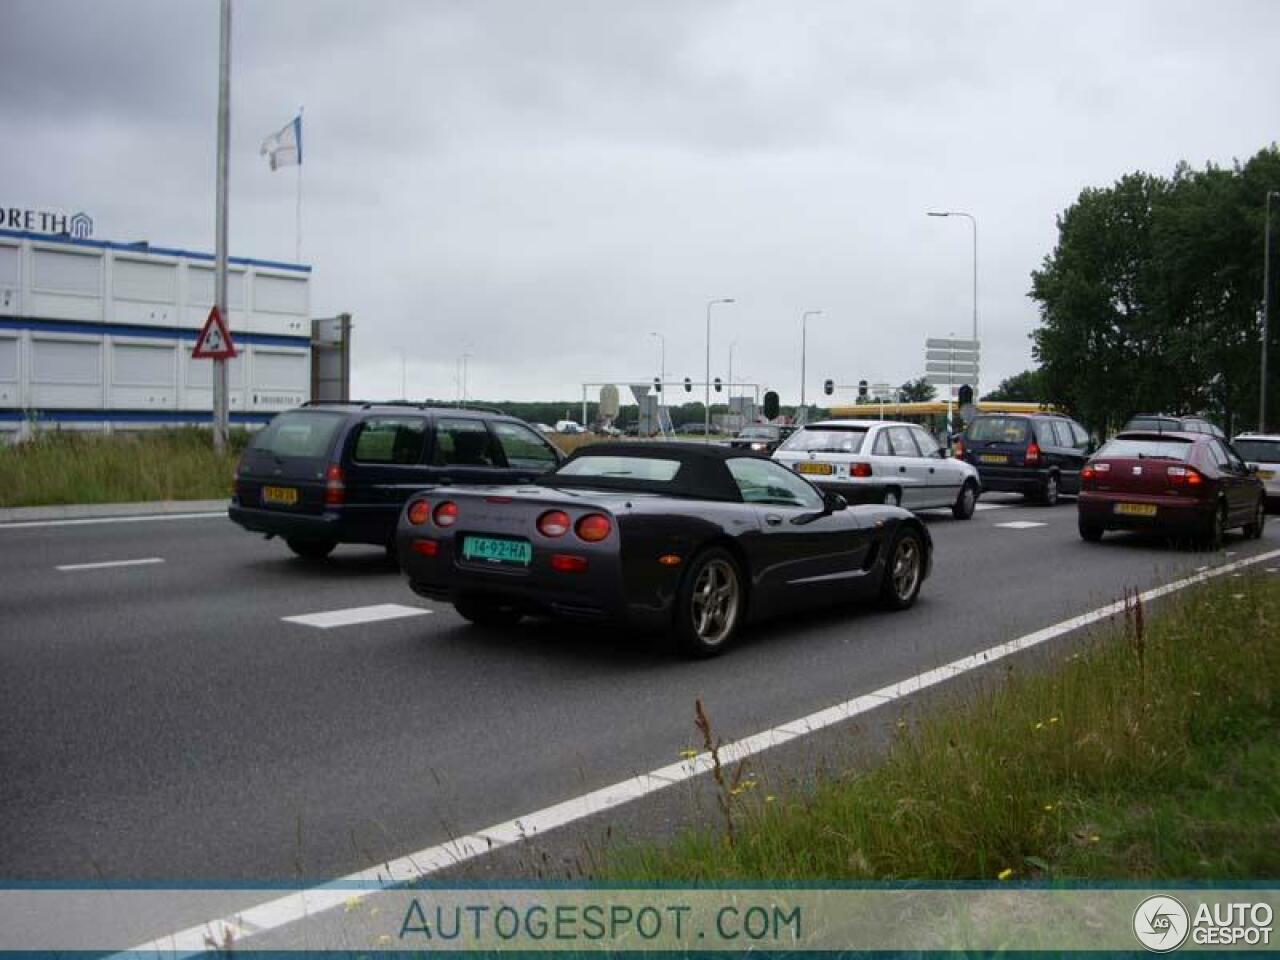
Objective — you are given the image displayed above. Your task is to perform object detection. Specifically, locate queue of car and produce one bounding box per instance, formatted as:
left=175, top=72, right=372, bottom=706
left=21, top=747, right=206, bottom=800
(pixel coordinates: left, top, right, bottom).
left=229, top=401, right=1270, bottom=657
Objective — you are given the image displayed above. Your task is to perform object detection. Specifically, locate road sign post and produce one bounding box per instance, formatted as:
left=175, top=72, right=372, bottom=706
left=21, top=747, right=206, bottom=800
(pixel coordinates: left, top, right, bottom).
left=212, top=0, right=232, bottom=453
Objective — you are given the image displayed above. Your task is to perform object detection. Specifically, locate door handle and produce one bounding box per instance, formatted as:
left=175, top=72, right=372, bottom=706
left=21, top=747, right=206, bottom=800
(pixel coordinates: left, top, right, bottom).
left=928, top=467, right=935, bottom=474
left=765, top=514, right=783, bottom=526
left=898, top=466, right=907, bottom=473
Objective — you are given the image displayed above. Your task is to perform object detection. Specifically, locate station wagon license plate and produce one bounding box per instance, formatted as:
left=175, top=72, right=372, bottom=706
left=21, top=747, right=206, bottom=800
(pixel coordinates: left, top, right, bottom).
left=261, top=485, right=298, bottom=506
left=1114, top=502, right=1157, bottom=517
left=796, top=462, right=834, bottom=476
left=462, top=536, right=532, bottom=566
left=979, top=454, right=1008, bottom=464
left=1259, top=469, right=1275, bottom=480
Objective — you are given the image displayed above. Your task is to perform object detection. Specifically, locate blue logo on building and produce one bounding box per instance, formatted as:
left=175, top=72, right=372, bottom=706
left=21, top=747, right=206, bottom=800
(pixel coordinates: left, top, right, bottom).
left=69, top=212, right=93, bottom=239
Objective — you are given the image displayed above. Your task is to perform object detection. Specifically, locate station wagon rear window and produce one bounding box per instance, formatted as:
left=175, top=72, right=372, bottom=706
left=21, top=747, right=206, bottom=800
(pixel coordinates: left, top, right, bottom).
left=1097, top=438, right=1193, bottom=460
left=251, top=411, right=346, bottom=458
left=556, top=456, right=681, bottom=481
left=780, top=426, right=867, bottom=454
left=967, top=417, right=1029, bottom=444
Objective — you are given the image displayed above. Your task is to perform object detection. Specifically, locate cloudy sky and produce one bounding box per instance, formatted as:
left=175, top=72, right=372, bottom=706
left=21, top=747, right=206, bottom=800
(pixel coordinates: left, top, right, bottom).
left=3, top=0, right=1279, bottom=405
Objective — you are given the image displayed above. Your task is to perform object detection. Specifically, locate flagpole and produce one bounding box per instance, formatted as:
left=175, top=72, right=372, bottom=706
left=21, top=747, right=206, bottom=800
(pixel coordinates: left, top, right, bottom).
left=295, top=105, right=303, bottom=264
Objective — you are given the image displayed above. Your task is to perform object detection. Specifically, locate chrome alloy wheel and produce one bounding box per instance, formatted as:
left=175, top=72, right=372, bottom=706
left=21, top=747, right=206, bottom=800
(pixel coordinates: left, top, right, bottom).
left=890, top=534, right=922, bottom=602
left=690, top=557, right=740, bottom=647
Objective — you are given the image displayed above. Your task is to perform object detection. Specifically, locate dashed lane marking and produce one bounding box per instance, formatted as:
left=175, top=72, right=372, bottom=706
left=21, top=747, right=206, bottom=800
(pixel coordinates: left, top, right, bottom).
left=993, top=521, right=1048, bottom=530
left=55, top=557, right=165, bottom=572
left=282, top=603, right=432, bottom=629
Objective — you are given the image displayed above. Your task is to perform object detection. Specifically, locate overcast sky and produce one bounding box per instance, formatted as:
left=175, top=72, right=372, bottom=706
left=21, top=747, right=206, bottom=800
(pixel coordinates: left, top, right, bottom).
left=4, top=0, right=1279, bottom=405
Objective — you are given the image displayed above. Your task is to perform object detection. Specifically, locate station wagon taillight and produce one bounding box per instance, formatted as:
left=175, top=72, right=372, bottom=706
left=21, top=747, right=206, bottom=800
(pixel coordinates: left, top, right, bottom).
left=537, top=510, right=571, bottom=537
left=324, top=464, right=345, bottom=507
left=1025, top=442, right=1042, bottom=465
left=434, top=501, right=459, bottom=526
left=850, top=462, right=873, bottom=478
left=407, top=499, right=431, bottom=525
left=576, top=513, right=612, bottom=542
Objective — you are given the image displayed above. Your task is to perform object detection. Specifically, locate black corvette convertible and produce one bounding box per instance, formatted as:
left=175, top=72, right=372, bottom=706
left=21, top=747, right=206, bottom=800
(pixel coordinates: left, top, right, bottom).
left=397, top=442, right=932, bottom=656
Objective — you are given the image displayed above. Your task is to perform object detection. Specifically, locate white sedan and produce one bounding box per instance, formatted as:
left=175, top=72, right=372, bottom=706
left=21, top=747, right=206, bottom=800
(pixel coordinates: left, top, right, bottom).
left=773, top=419, right=981, bottom=519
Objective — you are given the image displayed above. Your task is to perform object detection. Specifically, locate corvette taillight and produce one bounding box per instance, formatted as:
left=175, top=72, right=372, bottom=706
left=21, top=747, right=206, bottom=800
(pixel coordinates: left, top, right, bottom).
left=434, top=501, right=459, bottom=526
left=407, top=499, right=431, bottom=525
left=537, top=510, right=571, bottom=538
left=575, top=513, right=612, bottom=542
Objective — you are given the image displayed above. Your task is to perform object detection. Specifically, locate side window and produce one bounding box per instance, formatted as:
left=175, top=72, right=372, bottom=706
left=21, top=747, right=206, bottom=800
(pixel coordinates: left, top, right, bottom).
left=1054, top=421, right=1076, bottom=447
left=432, top=418, right=502, bottom=467
left=1221, top=441, right=1248, bottom=473
left=352, top=418, right=427, bottom=465
left=872, top=430, right=893, bottom=456
left=492, top=421, right=559, bottom=470
left=887, top=426, right=920, bottom=457
left=1070, top=421, right=1090, bottom=449
left=1210, top=440, right=1233, bottom=470
left=726, top=458, right=822, bottom=509
left=911, top=427, right=942, bottom=458
left=1035, top=420, right=1059, bottom=447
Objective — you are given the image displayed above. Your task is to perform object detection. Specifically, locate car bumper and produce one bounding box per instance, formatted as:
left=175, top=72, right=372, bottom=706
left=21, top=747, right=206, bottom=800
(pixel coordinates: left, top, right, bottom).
left=1077, top=492, right=1214, bottom=531
left=228, top=502, right=397, bottom=545
left=972, top=466, right=1046, bottom=494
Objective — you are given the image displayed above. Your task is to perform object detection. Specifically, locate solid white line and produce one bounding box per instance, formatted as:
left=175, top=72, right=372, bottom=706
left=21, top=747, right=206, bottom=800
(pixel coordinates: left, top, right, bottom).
left=128, top=546, right=1280, bottom=954
left=0, top=512, right=224, bottom=530
left=282, top=603, right=432, bottom=629
left=56, top=557, right=166, bottom=572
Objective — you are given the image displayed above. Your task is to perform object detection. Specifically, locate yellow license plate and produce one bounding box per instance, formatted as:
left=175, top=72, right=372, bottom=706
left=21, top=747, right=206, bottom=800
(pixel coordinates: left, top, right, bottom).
left=261, top=485, right=299, bottom=506
left=979, top=454, right=1008, bottom=464
left=1259, top=470, right=1275, bottom=480
left=796, top=462, right=834, bottom=476
left=1114, top=502, right=1157, bottom=517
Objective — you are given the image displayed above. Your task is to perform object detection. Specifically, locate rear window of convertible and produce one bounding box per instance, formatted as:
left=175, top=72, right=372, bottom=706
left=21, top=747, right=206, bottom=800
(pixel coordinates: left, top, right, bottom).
left=555, top=456, right=682, bottom=482
left=251, top=411, right=347, bottom=458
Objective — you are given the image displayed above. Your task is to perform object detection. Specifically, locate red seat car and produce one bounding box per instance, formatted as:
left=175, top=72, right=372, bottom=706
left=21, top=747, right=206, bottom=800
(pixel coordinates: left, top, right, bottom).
left=1077, top=431, right=1266, bottom=548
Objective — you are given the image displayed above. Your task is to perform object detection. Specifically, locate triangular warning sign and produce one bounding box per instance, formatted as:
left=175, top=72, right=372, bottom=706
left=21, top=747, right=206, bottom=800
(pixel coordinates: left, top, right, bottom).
left=192, top=305, right=238, bottom=359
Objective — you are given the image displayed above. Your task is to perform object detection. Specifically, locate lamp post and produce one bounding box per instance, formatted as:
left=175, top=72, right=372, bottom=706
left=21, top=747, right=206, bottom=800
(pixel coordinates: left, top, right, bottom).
left=649, top=331, right=665, bottom=389
left=927, top=210, right=979, bottom=392
left=728, top=340, right=738, bottom=394
left=800, top=310, right=822, bottom=417
left=705, top=298, right=735, bottom=439
left=1262, top=191, right=1278, bottom=432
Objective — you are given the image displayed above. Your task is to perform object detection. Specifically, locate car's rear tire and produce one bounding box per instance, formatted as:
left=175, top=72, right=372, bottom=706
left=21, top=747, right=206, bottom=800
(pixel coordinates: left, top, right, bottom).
left=882, top=487, right=902, bottom=508
left=1200, top=503, right=1228, bottom=551
left=1078, top=518, right=1105, bottom=542
left=454, top=594, right=523, bottom=628
left=1040, top=473, right=1060, bottom=506
left=674, top=547, right=745, bottom=658
left=951, top=481, right=978, bottom=520
left=286, top=538, right=336, bottom=560
left=879, top=527, right=925, bottom=610
left=1244, top=498, right=1266, bottom=540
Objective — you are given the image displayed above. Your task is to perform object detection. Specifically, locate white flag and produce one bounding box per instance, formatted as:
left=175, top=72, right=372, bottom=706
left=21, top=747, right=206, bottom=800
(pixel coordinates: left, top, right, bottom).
left=260, top=114, right=302, bottom=170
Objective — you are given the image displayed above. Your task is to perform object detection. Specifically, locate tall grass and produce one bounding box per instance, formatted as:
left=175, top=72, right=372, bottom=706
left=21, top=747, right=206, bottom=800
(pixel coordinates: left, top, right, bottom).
left=0, top=428, right=248, bottom=508
left=607, top=575, right=1280, bottom=881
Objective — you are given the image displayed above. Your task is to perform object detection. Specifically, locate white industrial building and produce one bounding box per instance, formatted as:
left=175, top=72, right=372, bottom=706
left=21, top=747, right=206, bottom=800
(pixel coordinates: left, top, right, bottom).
left=0, top=228, right=312, bottom=440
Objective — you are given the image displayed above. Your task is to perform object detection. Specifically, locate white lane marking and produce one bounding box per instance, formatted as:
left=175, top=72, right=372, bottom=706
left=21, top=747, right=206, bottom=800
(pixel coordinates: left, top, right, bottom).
left=128, top=546, right=1280, bottom=955
left=994, top=520, right=1047, bottom=529
left=282, top=603, right=431, bottom=629
left=973, top=502, right=1011, bottom=512
left=56, top=557, right=165, bottom=572
left=0, top=512, right=223, bottom=530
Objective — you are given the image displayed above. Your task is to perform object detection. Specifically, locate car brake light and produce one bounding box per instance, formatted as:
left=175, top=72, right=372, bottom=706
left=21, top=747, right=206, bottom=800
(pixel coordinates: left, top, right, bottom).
left=537, top=510, right=571, bottom=537
left=1025, top=442, right=1041, bottom=465
left=851, top=462, right=873, bottom=478
left=1167, top=465, right=1204, bottom=487
left=410, top=538, right=439, bottom=557
left=953, top=439, right=965, bottom=458
left=407, top=499, right=431, bottom=525
left=324, top=464, right=345, bottom=507
left=434, top=501, right=459, bottom=526
left=1081, top=462, right=1110, bottom=482
left=550, top=553, right=588, bottom=573
left=575, top=513, right=612, bottom=542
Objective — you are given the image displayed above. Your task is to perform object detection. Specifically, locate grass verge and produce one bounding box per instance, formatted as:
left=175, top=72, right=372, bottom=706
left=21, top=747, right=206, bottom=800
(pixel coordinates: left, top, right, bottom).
left=606, top=573, right=1280, bottom=882
left=0, top=429, right=248, bottom=508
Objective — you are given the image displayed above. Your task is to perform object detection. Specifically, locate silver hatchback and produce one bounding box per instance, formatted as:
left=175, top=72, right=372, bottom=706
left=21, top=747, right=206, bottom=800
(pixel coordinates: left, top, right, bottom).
left=773, top=419, right=982, bottom=519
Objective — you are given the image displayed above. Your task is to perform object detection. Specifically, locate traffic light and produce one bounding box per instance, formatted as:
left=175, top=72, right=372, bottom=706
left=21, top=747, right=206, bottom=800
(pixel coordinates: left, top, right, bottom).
left=714, top=377, right=722, bottom=393
left=763, top=390, right=780, bottom=420
left=958, top=384, right=974, bottom=406
left=823, top=378, right=834, bottom=396
left=683, top=377, right=692, bottom=393
left=653, top=377, right=662, bottom=394
left=858, top=380, right=868, bottom=400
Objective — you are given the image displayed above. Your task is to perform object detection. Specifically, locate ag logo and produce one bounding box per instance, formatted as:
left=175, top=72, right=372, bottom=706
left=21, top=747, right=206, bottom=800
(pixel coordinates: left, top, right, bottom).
left=1133, top=895, right=1190, bottom=952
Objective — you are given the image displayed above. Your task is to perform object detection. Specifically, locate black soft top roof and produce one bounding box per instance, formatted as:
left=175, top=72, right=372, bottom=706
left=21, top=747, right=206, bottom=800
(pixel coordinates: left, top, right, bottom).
left=549, top=441, right=768, bottom=500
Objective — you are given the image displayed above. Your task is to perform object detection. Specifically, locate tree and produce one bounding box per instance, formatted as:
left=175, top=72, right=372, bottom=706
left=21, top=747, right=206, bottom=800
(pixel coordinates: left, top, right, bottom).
left=898, top=377, right=936, bottom=402
left=982, top=369, right=1044, bottom=402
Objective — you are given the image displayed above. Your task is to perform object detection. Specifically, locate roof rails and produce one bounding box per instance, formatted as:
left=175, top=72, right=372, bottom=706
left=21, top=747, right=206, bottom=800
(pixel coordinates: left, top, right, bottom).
left=297, top=399, right=507, bottom=415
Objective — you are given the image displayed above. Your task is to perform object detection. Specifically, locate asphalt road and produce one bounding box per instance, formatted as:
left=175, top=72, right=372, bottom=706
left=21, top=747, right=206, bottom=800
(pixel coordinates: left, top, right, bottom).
left=2, top=494, right=1277, bottom=890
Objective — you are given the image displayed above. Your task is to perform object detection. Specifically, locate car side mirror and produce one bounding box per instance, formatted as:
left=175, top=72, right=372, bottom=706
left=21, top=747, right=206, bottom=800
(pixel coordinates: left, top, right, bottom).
left=823, top=491, right=848, bottom=513
left=1246, top=463, right=1259, bottom=475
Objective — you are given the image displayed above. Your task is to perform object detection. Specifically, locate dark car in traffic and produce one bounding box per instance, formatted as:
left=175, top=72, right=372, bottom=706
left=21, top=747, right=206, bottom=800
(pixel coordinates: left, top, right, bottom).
left=229, top=403, right=564, bottom=560
left=727, top=423, right=793, bottom=454
left=397, top=442, right=932, bottom=656
left=1077, top=431, right=1265, bottom=547
left=1121, top=413, right=1225, bottom=439
left=957, top=412, right=1091, bottom=505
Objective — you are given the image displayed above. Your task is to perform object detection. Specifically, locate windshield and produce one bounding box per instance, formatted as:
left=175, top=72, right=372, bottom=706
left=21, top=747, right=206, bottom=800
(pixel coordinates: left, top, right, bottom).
left=1234, top=439, right=1280, bottom=463
left=249, top=411, right=346, bottom=458
left=1097, top=437, right=1193, bottom=461
left=779, top=426, right=867, bottom=454
left=967, top=417, right=1030, bottom=444
left=555, top=456, right=681, bottom=481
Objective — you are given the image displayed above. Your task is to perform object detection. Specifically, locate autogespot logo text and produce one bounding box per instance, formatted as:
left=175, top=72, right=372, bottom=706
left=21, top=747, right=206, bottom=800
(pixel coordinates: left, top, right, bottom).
left=1133, top=895, right=1190, bottom=952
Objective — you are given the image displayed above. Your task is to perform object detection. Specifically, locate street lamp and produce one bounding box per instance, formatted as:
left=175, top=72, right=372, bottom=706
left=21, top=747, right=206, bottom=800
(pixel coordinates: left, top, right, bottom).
left=705, top=298, right=735, bottom=439
left=649, top=331, right=665, bottom=389
left=728, top=340, right=738, bottom=395
left=1262, top=191, right=1279, bottom=432
left=800, top=310, right=822, bottom=415
left=928, top=210, right=979, bottom=391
